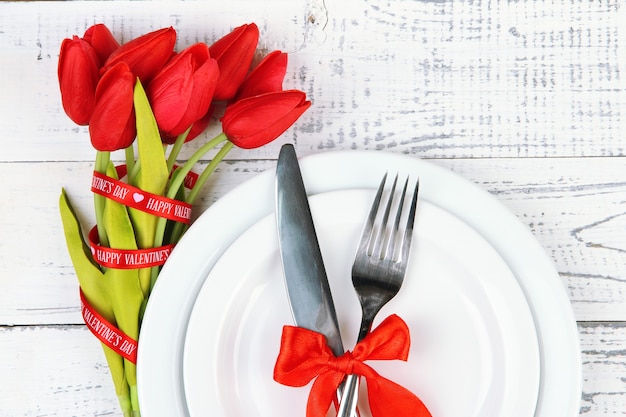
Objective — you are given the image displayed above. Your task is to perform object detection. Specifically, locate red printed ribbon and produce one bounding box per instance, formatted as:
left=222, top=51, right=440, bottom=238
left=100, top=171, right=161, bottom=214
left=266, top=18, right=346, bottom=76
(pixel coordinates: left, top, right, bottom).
left=172, top=164, right=199, bottom=189
left=91, top=170, right=192, bottom=224
left=88, top=227, right=175, bottom=269
left=116, top=164, right=198, bottom=189
left=80, top=289, right=138, bottom=364
left=273, top=314, right=432, bottom=417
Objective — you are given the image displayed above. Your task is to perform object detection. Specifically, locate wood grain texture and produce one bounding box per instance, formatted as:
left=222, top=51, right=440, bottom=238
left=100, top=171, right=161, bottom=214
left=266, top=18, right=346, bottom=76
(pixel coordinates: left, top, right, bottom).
left=579, top=322, right=626, bottom=415
left=0, top=321, right=623, bottom=416
left=1, top=0, right=624, bottom=415
left=1, top=0, right=623, bottom=161
left=436, top=157, right=626, bottom=321
left=308, top=0, right=626, bottom=158
left=2, top=157, right=624, bottom=324
left=0, top=325, right=121, bottom=417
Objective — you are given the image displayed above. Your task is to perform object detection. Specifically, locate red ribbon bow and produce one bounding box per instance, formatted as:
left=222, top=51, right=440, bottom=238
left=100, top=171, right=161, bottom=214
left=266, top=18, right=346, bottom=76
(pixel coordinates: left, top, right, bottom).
left=273, top=314, right=432, bottom=417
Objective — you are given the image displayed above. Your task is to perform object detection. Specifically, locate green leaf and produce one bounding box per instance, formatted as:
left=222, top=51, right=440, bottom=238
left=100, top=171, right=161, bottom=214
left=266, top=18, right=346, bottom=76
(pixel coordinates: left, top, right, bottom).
left=100, top=163, right=144, bottom=406
left=58, top=188, right=108, bottom=315
left=129, top=79, right=170, bottom=296
left=59, top=189, right=131, bottom=414
left=133, top=79, right=168, bottom=195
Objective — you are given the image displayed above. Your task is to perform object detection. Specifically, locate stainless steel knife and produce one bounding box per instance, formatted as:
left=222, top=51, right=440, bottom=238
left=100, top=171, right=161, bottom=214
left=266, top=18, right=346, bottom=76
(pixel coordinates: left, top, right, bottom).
left=275, top=143, right=344, bottom=357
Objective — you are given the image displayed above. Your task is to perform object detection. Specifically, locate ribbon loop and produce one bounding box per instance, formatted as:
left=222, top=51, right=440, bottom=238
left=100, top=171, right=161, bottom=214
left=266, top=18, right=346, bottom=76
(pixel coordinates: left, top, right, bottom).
left=91, top=170, right=192, bottom=224
left=80, top=289, right=138, bottom=364
left=274, top=314, right=432, bottom=417
left=88, top=226, right=175, bottom=269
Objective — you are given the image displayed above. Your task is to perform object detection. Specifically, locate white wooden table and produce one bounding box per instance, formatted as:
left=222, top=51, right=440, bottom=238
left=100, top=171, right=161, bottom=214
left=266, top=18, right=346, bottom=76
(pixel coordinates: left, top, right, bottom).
left=1, top=1, right=625, bottom=415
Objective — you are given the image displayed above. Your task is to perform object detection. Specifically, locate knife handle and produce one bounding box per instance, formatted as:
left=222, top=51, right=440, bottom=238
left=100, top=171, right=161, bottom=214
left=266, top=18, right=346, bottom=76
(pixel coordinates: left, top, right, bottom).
left=337, top=374, right=359, bottom=417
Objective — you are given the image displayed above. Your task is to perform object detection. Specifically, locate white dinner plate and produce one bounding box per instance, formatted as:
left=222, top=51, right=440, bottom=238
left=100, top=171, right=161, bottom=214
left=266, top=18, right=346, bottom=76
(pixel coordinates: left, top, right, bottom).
left=182, top=191, right=540, bottom=417
left=137, top=150, right=581, bottom=417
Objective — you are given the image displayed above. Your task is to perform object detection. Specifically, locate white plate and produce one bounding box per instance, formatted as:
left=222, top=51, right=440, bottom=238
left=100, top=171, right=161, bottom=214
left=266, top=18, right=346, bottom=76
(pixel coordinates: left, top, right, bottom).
left=137, top=150, right=581, bottom=417
left=182, top=191, right=540, bottom=417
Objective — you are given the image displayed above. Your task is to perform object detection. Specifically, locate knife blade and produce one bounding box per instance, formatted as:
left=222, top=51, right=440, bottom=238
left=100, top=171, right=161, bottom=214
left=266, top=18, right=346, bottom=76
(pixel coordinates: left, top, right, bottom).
left=275, top=143, right=344, bottom=357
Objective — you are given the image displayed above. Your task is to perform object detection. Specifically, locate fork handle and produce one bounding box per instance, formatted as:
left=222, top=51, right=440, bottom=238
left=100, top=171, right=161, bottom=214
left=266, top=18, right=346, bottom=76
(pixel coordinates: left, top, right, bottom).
left=337, top=374, right=359, bottom=417
left=336, top=328, right=367, bottom=417
left=338, top=305, right=380, bottom=417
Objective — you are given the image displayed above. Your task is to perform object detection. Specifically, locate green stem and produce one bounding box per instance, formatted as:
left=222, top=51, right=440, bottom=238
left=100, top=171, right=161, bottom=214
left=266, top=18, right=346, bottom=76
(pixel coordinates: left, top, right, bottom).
left=125, top=146, right=135, bottom=177
left=168, top=141, right=234, bottom=245
left=166, top=127, right=191, bottom=175
left=94, top=151, right=111, bottom=247
left=128, top=158, right=141, bottom=185
left=130, top=384, right=140, bottom=415
left=167, top=132, right=228, bottom=202
left=186, top=141, right=234, bottom=205
left=118, top=392, right=132, bottom=417
left=149, top=132, right=229, bottom=290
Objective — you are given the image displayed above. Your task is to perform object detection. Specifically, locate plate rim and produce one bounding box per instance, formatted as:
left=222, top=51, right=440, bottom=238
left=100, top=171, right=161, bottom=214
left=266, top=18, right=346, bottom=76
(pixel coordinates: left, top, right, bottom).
left=137, top=150, right=581, bottom=417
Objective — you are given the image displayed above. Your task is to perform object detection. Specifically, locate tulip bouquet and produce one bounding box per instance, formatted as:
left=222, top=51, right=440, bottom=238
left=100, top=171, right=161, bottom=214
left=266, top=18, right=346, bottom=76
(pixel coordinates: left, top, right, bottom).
left=57, top=23, right=310, bottom=416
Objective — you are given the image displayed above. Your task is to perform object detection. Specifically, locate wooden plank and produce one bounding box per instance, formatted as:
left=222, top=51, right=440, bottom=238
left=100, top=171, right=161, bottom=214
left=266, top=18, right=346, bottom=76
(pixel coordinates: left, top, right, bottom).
left=0, top=321, right=623, bottom=416
left=302, top=0, right=626, bottom=158
left=1, top=0, right=624, bottom=162
left=436, top=157, right=626, bottom=321
left=579, top=322, right=626, bottom=415
left=0, top=325, right=122, bottom=417
left=1, top=156, right=625, bottom=325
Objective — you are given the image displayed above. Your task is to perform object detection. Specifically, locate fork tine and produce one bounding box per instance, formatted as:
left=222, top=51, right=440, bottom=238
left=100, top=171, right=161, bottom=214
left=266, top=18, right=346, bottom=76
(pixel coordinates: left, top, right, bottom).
left=356, top=172, right=387, bottom=256
left=372, top=174, right=398, bottom=259
left=399, top=178, right=419, bottom=264
left=386, top=177, right=409, bottom=260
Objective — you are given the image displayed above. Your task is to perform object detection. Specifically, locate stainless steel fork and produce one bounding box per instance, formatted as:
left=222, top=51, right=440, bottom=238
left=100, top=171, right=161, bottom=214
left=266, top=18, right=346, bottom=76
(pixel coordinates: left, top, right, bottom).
left=337, top=173, right=419, bottom=417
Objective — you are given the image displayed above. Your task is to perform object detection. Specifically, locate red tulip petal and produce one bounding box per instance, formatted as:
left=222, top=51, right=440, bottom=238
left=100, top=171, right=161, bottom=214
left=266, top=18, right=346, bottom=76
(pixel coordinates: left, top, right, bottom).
left=103, top=27, right=176, bottom=83
left=89, top=62, right=136, bottom=151
left=210, top=23, right=259, bottom=101
left=222, top=90, right=311, bottom=149
left=234, top=50, right=287, bottom=101
left=147, top=43, right=218, bottom=137
left=83, top=24, right=120, bottom=65
left=148, top=54, right=195, bottom=132
left=58, top=36, right=100, bottom=125
left=169, top=58, right=219, bottom=135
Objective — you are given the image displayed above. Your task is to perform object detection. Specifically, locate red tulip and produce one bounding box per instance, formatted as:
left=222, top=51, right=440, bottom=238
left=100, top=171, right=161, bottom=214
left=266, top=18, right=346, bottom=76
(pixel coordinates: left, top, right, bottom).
left=209, top=23, right=259, bottom=101
left=186, top=110, right=213, bottom=143
left=160, top=113, right=214, bottom=144
left=58, top=36, right=100, bottom=125
left=222, top=90, right=311, bottom=149
left=146, top=43, right=219, bottom=139
left=103, top=27, right=176, bottom=83
left=89, top=62, right=136, bottom=151
left=82, top=24, right=120, bottom=65
left=233, top=50, right=287, bottom=102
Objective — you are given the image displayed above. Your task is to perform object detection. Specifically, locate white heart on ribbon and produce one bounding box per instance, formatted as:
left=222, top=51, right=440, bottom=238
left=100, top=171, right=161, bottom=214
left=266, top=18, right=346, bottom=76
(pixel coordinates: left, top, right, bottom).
left=133, top=193, right=145, bottom=203
left=90, top=246, right=96, bottom=255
